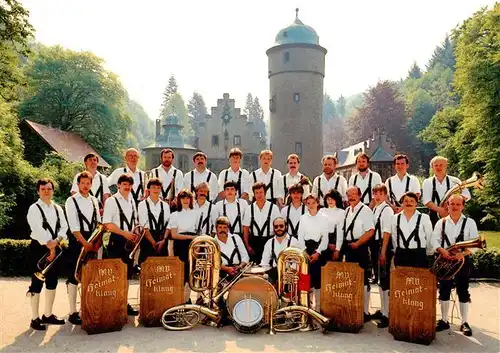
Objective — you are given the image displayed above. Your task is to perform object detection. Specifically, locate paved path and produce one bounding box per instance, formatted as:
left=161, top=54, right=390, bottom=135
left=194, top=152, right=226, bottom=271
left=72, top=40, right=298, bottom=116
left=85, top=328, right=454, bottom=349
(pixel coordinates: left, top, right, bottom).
left=0, top=278, right=499, bottom=353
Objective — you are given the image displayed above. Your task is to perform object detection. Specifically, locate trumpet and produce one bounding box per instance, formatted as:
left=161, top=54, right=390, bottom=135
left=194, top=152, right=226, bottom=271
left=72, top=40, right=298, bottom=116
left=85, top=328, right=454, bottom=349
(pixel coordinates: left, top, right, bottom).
left=126, top=224, right=147, bottom=260
left=35, top=239, right=68, bottom=282
left=74, top=223, right=107, bottom=283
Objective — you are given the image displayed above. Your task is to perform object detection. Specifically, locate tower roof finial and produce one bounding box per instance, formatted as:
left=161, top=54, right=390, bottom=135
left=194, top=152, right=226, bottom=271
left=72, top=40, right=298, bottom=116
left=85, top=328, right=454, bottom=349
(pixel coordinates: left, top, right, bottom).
left=295, top=8, right=299, bottom=21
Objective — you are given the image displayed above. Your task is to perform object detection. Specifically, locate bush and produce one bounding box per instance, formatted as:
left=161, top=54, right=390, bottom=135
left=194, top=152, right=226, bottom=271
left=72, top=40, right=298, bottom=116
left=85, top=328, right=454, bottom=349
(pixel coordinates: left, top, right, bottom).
left=470, top=248, right=500, bottom=279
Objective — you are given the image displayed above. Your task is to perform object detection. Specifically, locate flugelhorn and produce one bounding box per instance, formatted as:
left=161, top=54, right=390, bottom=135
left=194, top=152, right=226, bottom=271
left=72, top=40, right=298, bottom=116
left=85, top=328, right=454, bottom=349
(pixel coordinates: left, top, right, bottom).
left=127, top=224, right=147, bottom=260
left=439, top=172, right=485, bottom=208
left=35, top=239, right=68, bottom=282
left=74, top=223, right=107, bottom=283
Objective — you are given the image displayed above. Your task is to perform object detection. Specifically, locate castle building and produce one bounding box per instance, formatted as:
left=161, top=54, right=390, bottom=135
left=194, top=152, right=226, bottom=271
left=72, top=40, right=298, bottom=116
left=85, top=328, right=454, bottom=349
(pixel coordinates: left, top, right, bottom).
left=267, top=9, right=327, bottom=177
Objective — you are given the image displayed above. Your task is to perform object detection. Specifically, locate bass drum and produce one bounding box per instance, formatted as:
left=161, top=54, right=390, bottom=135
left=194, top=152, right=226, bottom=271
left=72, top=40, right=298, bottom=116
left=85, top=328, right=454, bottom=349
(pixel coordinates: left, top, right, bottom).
left=227, top=276, right=278, bottom=334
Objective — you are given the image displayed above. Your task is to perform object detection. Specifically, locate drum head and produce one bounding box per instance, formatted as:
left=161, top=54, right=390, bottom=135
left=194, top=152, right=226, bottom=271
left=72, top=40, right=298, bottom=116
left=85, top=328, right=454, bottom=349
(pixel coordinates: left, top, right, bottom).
left=247, top=266, right=269, bottom=275
left=232, top=298, right=263, bottom=328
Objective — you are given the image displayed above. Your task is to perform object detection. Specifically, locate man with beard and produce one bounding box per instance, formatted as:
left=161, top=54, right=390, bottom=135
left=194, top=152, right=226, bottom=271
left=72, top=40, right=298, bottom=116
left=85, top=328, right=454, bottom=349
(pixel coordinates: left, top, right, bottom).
left=282, top=154, right=310, bottom=201
left=249, top=150, right=284, bottom=208
left=108, top=148, right=148, bottom=207
left=193, top=182, right=216, bottom=235
left=218, top=148, right=250, bottom=200
left=348, top=153, right=382, bottom=207
left=384, top=154, right=421, bottom=213
left=184, top=152, right=218, bottom=202
left=214, top=181, right=248, bottom=237
left=312, top=155, right=348, bottom=206
left=151, top=149, right=184, bottom=211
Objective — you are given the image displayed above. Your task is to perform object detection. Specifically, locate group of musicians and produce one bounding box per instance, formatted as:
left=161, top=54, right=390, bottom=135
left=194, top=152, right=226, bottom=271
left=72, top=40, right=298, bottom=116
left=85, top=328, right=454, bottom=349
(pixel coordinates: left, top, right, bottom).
left=26, top=147, right=477, bottom=338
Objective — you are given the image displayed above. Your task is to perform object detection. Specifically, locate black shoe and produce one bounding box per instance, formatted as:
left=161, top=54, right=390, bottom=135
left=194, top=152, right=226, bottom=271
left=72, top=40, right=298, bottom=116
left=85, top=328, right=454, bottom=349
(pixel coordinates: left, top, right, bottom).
left=377, top=315, right=389, bottom=328
left=364, top=313, right=372, bottom=322
left=68, top=312, right=82, bottom=325
left=41, top=314, right=65, bottom=325
left=371, top=310, right=383, bottom=320
left=436, top=319, right=450, bottom=331
left=127, top=304, right=139, bottom=316
left=30, top=318, right=46, bottom=331
left=460, top=322, right=472, bottom=336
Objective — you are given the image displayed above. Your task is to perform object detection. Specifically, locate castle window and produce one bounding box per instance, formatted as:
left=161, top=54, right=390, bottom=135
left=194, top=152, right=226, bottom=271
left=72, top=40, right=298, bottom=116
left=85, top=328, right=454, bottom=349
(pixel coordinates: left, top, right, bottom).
left=293, top=93, right=300, bottom=103
left=284, top=52, right=290, bottom=63
left=212, top=135, right=219, bottom=147
left=233, top=135, right=241, bottom=146
left=295, top=142, right=302, bottom=157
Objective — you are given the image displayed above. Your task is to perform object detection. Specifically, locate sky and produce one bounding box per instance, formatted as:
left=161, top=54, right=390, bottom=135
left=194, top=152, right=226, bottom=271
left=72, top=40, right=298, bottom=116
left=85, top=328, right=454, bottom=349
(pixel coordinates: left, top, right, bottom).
left=21, top=0, right=494, bottom=120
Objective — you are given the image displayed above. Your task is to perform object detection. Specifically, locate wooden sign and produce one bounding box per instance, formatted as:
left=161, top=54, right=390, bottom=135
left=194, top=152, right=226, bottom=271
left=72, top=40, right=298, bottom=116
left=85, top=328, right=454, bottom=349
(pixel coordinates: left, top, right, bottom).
left=81, top=259, right=128, bottom=335
left=389, top=266, right=437, bottom=345
left=321, top=262, right=364, bottom=333
left=139, top=256, right=184, bottom=327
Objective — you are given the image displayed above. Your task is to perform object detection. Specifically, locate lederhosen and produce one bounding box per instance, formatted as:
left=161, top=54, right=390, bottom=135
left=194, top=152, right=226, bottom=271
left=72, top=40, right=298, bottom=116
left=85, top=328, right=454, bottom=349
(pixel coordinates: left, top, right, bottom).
left=28, top=204, right=62, bottom=293
left=286, top=204, right=305, bottom=240
left=317, top=176, right=340, bottom=207
left=139, top=199, right=168, bottom=264
left=438, top=218, right=471, bottom=303
left=249, top=202, right=274, bottom=264
left=304, top=231, right=324, bottom=290
left=222, top=201, right=242, bottom=236
left=89, top=174, right=104, bottom=207
left=354, top=173, right=373, bottom=205
left=224, top=169, right=243, bottom=198
left=190, top=171, right=214, bottom=202
left=253, top=169, right=277, bottom=204
left=394, top=214, right=427, bottom=268
left=155, top=168, right=177, bottom=213
left=67, top=196, right=98, bottom=285
left=429, top=176, right=451, bottom=226
left=197, top=202, right=213, bottom=235
left=125, top=168, right=144, bottom=207
left=388, top=176, right=410, bottom=206
left=106, top=197, right=136, bottom=279
left=174, top=211, right=201, bottom=283
left=342, top=206, right=370, bottom=286
left=372, top=205, right=392, bottom=290
left=268, top=236, right=293, bottom=284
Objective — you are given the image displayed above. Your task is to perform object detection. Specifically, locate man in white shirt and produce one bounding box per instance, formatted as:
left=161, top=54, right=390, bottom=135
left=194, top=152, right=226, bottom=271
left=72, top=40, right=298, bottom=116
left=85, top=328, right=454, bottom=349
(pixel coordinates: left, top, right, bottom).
left=282, top=154, right=311, bottom=201
left=217, top=147, right=250, bottom=200
left=215, top=181, right=248, bottom=237
left=103, top=173, right=139, bottom=316
left=108, top=148, right=148, bottom=206
left=184, top=152, right=218, bottom=202
left=194, top=182, right=215, bottom=235
left=280, top=183, right=306, bottom=240
left=214, top=216, right=249, bottom=278
left=348, top=152, right=382, bottom=207
left=150, top=148, right=184, bottom=211
left=249, top=150, right=284, bottom=208
left=65, top=171, right=101, bottom=326
left=312, top=155, right=348, bottom=206
left=422, top=156, right=470, bottom=226
left=431, top=194, right=478, bottom=337
left=71, top=153, right=111, bottom=212
left=243, top=182, right=281, bottom=264
left=338, top=186, right=375, bottom=322
left=385, top=154, right=421, bottom=213
left=26, top=178, right=68, bottom=330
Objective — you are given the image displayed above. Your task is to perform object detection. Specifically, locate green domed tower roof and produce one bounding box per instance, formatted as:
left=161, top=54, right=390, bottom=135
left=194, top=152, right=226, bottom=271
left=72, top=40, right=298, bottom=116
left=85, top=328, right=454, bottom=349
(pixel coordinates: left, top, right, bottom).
left=275, top=9, right=319, bottom=45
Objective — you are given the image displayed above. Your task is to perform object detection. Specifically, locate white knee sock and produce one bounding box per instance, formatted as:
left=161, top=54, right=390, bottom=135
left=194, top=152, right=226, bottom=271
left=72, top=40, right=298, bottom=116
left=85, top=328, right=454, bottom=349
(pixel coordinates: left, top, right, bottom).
left=30, top=293, right=40, bottom=320
left=459, top=302, right=469, bottom=324
left=67, top=283, right=78, bottom=314
left=168, top=240, right=174, bottom=256
left=382, top=290, right=389, bottom=317
left=309, top=290, right=315, bottom=309
left=378, top=287, right=384, bottom=314
left=440, top=300, right=450, bottom=323
left=364, top=286, right=370, bottom=314
left=44, top=289, right=56, bottom=317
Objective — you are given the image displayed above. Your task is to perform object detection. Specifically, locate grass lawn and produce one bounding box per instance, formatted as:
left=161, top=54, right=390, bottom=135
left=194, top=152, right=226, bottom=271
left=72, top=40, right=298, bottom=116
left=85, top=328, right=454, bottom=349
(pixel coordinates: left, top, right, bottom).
left=479, top=231, right=500, bottom=249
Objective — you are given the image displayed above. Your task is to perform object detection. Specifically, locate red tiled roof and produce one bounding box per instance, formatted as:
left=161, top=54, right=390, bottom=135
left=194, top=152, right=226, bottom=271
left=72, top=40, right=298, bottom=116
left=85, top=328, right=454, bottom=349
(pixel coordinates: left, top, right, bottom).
left=24, top=120, right=110, bottom=168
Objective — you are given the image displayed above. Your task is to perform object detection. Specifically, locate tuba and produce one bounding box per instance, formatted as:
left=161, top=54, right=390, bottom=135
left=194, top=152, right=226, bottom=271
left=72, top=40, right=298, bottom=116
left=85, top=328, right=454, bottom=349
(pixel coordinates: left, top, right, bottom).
left=273, top=247, right=331, bottom=333
left=439, top=172, right=485, bottom=208
left=74, top=223, right=107, bottom=283
left=430, top=236, right=486, bottom=280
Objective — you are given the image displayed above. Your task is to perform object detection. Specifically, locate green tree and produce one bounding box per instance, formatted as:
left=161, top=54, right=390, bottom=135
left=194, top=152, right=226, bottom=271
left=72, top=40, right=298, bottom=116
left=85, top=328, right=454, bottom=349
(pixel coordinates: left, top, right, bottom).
left=323, top=115, right=346, bottom=154
left=427, top=35, right=456, bottom=71
left=323, top=93, right=336, bottom=123
left=160, top=76, right=191, bottom=136
left=244, top=93, right=254, bottom=118
left=126, top=97, right=154, bottom=148
left=408, top=61, right=423, bottom=79
left=253, top=97, right=264, bottom=120
left=18, top=45, right=131, bottom=165
left=187, top=91, right=207, bottom=135
left=336, top=95, right=346, bottom=118
left=162, top=75, right=178, bottom=103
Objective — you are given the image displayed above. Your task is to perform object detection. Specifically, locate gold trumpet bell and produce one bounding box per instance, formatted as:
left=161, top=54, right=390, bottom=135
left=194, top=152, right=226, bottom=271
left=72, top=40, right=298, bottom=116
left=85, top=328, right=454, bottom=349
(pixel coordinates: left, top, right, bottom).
left=34, top=271, right=46, bottom=282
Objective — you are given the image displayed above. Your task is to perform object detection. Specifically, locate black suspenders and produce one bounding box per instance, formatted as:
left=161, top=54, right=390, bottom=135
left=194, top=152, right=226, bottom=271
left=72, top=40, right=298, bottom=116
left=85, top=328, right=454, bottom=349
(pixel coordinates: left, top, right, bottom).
left=253, top=170, right=275, bottom=202
left=374, top=205, right=389, bottom=241
left=396, top=213, right=422, bottom=249
left=114, top=197, right=135, bottom=231
left=126, top=168, right=143, bottom=205
left=317, top=176, right=340, bottom=201
left=145, top=199, right=166, bottom=233
left=35, top=204, right=61, bottom=239
left=220, top=235, right=242, bottom=266
left=71, top=197, right=97, bottom=232
left=286, top=204, right=305, bottom=239
left=224, top=169, right=243, bottom=197
left=191, top=171, right=213, bottom=201
left=89, top=174, right=104, bottom=203
left=388, top=176, right=410, bottom=204
left=354, top=173, right=373, bottom=204
left=197, top=203, right=213, bottom=234
left=270, top=236, right=293, bottom=267
left=343, top=207, right=364, bottom=242
left=222, top=201, right=242, bottom=234
left=441, top=217, right=468, bottom=248
left=250, top=202, right=274, bottom=237
left=432, top=176, right=451, bottom=205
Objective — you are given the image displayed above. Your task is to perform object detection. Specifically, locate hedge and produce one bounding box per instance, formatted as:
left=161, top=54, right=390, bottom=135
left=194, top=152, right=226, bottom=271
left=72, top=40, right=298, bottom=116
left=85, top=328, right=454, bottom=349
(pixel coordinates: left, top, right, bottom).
left=1, top=239, right=499, bottom=279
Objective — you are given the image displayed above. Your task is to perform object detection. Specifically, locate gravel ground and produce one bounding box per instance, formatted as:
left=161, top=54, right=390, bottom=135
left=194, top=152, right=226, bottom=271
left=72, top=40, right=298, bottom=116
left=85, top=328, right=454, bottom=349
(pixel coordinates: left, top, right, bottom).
left=0, top=278, right=498, bottom=353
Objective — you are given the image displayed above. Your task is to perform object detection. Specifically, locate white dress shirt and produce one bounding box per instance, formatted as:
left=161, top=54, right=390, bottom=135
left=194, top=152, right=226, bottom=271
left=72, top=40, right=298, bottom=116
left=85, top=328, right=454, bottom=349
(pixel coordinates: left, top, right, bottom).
left=348, top=170, right=383, bottom=204
left=27, top=199, right=68, bottom=245
left=280, top=203, right=307, bottom=238
left=71, top=171, right=110, bottom=203
left=184, top=169, right=219, bottom=201
left=312, top=173, right=348, bottom=204
left=249, top=168, right=284, bottom=201
left=218, top=167, right=251, bottom=197
left=337, top=202, right=375, bottom=249
left=103, top=192, right=137, bottom=230
left=215, top=233, right=250, bottom=266
left=372, top=202, right=394, bottom=241
left=385, top=173, right=421, bottom=204
left=319, top=207, right=345, bottom=234
left=297, top=212, right=329, bottom=253
left=282, top=172, right=311, bottom=199
left=65, top=193, right=101, bottom=233
left=422, top=175, right=471, bottom=205
left=260, top=234, right=298, bottom=268
left=214, top=199, right=249, bottom=234
left=167, top=208, right=200, bottom=233
left=390, top=211, right=433, bottom=253
left=138, top=197, right=170, bottom=231
left=108, top=166, right=147, bottom=200
left=194, top=201, right=215, bottom=234
left=430, top=215, right=478, bottom=253
left=242, top=201, right=281, bottom=237
left=151, top=165, right=184, bottom=200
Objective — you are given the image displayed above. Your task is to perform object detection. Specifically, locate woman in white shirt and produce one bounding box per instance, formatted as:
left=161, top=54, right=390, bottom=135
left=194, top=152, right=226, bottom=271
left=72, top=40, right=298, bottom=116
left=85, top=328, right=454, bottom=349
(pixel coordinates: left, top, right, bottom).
left=320, top=189, right=345, bottom=261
